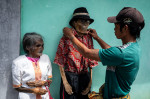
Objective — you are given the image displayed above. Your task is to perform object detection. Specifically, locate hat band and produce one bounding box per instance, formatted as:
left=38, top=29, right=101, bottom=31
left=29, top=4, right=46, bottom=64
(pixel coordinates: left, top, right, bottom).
left=73, top=13, right=89, bottom=16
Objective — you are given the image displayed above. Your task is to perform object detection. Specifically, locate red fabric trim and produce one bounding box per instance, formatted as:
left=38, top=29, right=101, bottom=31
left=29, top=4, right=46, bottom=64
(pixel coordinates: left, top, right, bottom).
left=32, top=62, right=42, bottom=99
left=63, top=87, right=65, bottom=99
left=45, top=85, right=53, bottom=99
left=13, top=84, right=22, bottom=88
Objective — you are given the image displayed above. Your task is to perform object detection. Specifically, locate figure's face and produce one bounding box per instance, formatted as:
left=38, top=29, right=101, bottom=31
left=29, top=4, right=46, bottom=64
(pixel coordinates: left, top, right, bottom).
left=74, top=19, right=90, bottom=34
left=114, top=23, right=126, bottom=39
left=27, top=39, right=44, bottom=58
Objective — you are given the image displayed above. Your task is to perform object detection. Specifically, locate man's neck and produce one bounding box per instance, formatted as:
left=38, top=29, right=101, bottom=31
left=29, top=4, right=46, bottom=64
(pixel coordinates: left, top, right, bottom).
left=122, top=35, right=136, bottom=44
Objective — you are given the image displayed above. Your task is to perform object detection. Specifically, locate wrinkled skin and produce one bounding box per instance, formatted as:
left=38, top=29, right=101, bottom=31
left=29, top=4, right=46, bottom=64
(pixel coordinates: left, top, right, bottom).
left=74, top=19, right=90, bottom=34
left=27, top=39, right=44, bottom=58
left=26, top=80, right=52, bottom=87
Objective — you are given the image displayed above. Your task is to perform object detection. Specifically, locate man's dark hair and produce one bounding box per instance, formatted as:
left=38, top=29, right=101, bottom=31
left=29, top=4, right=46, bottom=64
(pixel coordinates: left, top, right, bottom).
left=23, top=32, right=43, bottom=53
left=119, top=21, right=145, bottom=39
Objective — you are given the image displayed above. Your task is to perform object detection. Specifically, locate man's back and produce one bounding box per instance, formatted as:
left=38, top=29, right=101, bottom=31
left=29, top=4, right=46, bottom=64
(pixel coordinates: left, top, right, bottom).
left=100, top=42, right=140, bottom=98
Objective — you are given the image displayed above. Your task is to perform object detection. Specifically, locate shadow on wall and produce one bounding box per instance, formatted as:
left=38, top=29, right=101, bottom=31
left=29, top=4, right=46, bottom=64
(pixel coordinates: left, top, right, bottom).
left=130, top=83, right=150, bottom=99
left=6, top=71, right=18, bottom=99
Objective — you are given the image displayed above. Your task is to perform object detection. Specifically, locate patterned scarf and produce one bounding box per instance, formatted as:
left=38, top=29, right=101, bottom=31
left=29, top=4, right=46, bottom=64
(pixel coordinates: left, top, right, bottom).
left=27, top=57, right=40, bottom=65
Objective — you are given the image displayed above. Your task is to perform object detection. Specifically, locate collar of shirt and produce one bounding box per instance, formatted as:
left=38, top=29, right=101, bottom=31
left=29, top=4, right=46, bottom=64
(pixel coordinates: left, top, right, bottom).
left=72, top=28, right=88, bottom=37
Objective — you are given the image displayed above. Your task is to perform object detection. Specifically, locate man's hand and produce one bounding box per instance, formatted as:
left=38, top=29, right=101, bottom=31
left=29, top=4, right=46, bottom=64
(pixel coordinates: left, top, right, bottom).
left=88, top=28, right=99, bottom=40
left=64, top=82, right=73, bottom=95
left=63, top=27, right=74, bottom=40
left=32, top=88, right=48, bottom=95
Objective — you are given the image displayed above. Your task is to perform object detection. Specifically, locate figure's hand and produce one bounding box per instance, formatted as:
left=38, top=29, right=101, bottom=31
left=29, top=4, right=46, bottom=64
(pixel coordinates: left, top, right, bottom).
left=63, top=27, right=74, bottom=40
left=81, top=82, right=91, bottom=95
left=88, top=28, right=99, bottom=40
left=81, top=86, right=91, bottom=95
left=64, top=82, right=73, bottom=95
left=33, top=88, right=48, bottom=95
left=26, top=80, right=46, bottom=87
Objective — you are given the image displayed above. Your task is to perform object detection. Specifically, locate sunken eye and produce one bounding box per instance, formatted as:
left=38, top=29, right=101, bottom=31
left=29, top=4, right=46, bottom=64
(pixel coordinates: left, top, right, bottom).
left=78, top=19, right=90, bottom=24
left=81, top=20, right=90, bottom=24
left=36, top=44, right=44, bottom=47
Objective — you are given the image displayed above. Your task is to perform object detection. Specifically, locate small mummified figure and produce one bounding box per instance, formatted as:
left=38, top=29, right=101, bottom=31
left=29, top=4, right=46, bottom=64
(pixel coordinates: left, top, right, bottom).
left=54, top=7, right=98, bottom=99
left=12, top=32, right=53, bottom=99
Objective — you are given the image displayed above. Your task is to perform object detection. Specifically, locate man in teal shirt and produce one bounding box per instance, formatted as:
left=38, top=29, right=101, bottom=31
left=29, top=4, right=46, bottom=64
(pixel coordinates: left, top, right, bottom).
left=63, top=7, right=145, bottom=99
left=99, top=42, right=140, bottom=98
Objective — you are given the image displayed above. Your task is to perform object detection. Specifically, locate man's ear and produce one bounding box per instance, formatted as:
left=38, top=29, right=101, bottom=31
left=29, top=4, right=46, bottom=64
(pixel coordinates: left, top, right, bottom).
left=124, top=25, right=129, bottom=31
left=122, top=25, right=130, bottom=35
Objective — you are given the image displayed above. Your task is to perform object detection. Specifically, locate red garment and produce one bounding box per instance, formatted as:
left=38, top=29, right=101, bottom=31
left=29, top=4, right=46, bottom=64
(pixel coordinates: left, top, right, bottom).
left=54, top=28, right=98, bottom=73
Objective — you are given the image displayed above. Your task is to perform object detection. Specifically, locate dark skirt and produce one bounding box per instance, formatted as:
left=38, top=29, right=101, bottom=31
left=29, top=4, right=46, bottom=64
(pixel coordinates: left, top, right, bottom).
left=60, top=72, right=91, bottom=99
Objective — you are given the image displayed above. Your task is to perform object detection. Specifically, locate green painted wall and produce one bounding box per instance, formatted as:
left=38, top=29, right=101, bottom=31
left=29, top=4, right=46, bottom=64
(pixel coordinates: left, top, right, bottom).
left=21, top=0, right=150, bottom=99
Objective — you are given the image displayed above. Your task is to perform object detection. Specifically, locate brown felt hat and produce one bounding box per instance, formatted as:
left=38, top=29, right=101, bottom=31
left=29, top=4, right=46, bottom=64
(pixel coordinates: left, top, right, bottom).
left=69, top=7, right=94, bottom=26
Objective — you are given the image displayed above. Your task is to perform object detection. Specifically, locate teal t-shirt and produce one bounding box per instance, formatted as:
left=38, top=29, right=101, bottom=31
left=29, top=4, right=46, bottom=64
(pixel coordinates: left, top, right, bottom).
left=99, top=42, right=140, bottom=99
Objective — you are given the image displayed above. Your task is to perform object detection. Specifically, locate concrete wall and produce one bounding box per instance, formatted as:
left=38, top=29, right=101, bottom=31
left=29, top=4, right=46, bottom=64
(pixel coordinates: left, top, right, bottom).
left=20, top=0, right=150, bottom=99
left=0, top=0, right=20, bottom=99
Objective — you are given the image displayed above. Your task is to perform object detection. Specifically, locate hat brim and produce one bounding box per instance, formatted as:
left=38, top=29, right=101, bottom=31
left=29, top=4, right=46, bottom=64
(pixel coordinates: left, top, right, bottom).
left=107, top=16, right=118, bottom=23
left=69, top=16, right=94, bottom=26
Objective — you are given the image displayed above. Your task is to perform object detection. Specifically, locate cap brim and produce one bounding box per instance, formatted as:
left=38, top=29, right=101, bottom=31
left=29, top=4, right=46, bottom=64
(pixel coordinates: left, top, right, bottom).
left=107, top=16, right=117, bottom=23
